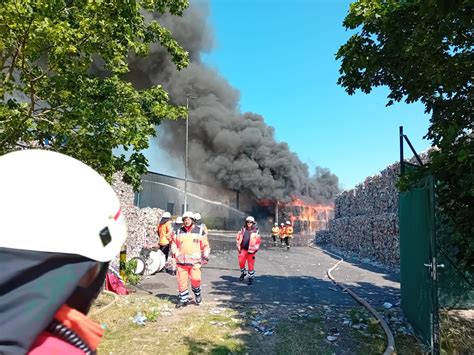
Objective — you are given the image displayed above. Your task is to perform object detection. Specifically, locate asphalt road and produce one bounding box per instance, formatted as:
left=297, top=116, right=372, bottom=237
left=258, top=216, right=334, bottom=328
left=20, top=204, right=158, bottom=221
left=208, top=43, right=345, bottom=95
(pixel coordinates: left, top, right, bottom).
left=139, top=234, right=400, bottom=309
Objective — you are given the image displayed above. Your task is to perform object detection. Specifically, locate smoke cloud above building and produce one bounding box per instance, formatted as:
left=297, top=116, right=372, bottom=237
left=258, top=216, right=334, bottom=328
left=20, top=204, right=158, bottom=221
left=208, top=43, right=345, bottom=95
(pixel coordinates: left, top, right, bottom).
left=126, top=3, right=340, bottom=203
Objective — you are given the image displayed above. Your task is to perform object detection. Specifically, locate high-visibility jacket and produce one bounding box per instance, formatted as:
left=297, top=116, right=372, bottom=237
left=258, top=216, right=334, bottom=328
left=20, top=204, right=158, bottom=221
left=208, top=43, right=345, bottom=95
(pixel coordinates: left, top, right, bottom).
left=158, top=220, right=173, bottom=246
left=171, top=224, right=210, bottom=265
left=271, top=226, right=280, bottom=236
left=236, top=227, right=261, bottom=254
left=279, top=226, right=287, bottom=238
left=286, top=225, right=294, bottom=238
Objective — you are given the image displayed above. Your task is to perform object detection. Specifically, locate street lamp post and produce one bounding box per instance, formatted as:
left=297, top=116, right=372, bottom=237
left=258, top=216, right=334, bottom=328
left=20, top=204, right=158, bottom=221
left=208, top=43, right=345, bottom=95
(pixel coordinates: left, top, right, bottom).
left=184, top=94, right=197, bottom=213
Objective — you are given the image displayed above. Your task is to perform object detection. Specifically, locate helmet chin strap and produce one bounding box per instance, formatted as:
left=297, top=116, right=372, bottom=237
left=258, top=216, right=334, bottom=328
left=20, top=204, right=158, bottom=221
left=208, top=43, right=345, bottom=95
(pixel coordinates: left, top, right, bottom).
left=66, top=262, right=109, bottom=314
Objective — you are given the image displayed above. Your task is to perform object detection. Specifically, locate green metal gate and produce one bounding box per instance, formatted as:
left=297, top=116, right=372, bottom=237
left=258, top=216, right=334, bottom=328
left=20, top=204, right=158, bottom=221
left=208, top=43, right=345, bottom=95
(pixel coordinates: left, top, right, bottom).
left=399, top=175, right=439, bottom=349
left=399, top=127, right=474, bottom=354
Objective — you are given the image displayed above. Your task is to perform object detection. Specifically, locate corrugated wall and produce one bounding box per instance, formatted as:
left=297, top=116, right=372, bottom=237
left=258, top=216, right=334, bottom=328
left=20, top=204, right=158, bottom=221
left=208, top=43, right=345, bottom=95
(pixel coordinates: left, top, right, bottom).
left=135, top=172, right=247, bottom=228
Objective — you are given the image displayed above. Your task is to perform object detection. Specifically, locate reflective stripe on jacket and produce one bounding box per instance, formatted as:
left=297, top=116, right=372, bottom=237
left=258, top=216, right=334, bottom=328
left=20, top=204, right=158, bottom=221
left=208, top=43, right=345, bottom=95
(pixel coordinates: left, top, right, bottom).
left=171, top=225, right=210, bottom=265
left=158, top=221, right=173, bottom=245
left=271, top=226, right=280, bottom=235
left=236, top=227, right=261, bottom=253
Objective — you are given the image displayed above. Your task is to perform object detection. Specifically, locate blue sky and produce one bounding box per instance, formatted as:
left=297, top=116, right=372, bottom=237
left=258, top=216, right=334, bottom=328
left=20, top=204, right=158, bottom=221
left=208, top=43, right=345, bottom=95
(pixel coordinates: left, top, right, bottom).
left=196, top=0, right=431, bottom=190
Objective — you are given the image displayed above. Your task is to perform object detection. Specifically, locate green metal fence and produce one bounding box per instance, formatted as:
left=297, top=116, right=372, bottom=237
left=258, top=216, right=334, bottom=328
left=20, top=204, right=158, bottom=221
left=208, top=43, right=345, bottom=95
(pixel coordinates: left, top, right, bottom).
left=436, top=213, right=474, bottom=309
left=399, top=127, right=473, bottom=354
left=399, top=175, right=438, bottom=349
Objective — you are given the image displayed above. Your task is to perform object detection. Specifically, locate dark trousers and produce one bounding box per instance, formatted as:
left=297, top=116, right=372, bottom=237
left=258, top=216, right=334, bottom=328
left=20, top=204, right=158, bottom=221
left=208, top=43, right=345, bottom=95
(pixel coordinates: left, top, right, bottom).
left=284, top=237, right=290, bottom=247
left=271, top=235, right=278, bottom=242
left=160, top=244, right=170, bottom=260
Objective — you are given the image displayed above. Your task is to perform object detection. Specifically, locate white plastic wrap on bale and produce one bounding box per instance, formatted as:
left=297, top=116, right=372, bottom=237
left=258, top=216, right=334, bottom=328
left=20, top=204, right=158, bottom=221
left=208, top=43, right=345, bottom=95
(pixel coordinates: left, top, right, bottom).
left=111, top=173, right=163, bottom=268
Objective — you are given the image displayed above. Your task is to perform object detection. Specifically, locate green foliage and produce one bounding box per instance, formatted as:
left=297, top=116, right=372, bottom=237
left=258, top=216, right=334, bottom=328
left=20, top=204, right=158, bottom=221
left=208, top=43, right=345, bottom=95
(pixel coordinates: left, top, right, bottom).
left=337, top=0, right=473, bottom=271
left=349, top=307, right=367, bottom=325
left=143, top=308, right=160, bottom=322
left=120, top=258, right=142, bottom=285
left=0, top=0, right=190, bottom=189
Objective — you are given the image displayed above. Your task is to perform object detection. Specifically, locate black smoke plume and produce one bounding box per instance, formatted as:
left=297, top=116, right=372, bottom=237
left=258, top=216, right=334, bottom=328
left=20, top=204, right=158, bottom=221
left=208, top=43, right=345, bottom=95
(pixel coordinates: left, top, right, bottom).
left=126, top=3, right=340, bottom=203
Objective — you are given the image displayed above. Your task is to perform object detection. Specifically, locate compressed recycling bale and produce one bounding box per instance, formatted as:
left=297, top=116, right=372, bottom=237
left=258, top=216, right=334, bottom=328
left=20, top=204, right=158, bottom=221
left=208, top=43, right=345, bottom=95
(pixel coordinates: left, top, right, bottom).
left=111, top=174, right=163, bottom=268
left=317, top=152, right=432, bottom=268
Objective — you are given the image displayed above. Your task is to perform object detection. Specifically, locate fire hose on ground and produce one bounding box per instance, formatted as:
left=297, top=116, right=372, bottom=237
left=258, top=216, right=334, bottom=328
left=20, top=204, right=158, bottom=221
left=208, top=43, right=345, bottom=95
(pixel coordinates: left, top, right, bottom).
left=310, top=243, right=395, bottom=355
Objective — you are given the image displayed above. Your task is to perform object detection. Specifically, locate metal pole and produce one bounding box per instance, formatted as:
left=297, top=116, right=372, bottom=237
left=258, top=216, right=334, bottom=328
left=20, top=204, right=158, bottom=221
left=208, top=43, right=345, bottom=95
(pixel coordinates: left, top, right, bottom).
left=275, top=200, right=279, bottom=225
left=184, top=96, right=189, bottom=212
left=184, top=94, right=197, bottom=212
left=399, top=126, right=405, bottom=175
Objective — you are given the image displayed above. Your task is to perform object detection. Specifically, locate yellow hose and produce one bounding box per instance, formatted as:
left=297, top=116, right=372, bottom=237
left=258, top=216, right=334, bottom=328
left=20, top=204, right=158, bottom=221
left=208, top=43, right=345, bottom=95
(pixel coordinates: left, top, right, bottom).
left=90, top=290, right=119, bottom=317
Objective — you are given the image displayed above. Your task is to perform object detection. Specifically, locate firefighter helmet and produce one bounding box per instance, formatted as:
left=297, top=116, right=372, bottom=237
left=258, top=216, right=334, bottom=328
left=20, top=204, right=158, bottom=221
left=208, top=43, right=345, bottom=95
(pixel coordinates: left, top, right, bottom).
left=286, top=221, right=291, bottom=225
left=182, top=211, right=195, bottom=220
left=0, top=150, right=127, bottom=262
left=245, top=216, right=255, bottom=223
left=162, top=211, right=171, bottom=219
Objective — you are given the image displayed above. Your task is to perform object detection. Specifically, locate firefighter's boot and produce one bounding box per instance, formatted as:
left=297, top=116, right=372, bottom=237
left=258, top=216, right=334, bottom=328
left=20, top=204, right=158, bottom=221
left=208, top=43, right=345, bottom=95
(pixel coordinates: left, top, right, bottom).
left=248, top=270, right=255, bottom=285
left=192, top=286, right=202, bottom=305
left=239, top=268, right=246, bottom=282
left=176, top=290, right=189, bottom=308
left=175, top=300, right=189, bottom=309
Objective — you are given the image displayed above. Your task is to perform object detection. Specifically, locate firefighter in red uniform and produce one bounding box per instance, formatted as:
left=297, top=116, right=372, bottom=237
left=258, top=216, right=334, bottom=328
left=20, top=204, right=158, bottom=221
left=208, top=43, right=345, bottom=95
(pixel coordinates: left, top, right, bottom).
left=0, top=150, right=128, bottom=354
left=171, top=211, right=210, bottom=308
left=236, top=216, right=261, bottom=285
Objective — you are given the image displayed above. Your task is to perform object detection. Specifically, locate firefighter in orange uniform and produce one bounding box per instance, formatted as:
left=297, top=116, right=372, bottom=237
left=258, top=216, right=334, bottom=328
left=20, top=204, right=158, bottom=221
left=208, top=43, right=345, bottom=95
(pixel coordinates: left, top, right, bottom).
left=271, top=223, right=280, bottom=247
left=157, top=211, right=173, bottom=260
left=236, top=216, right=261, bottom=285
left=279, top=222, right=286, bottom=248
left=284, top=221, right=294, bottom=250
left=171, top=211, right=210, bottom=308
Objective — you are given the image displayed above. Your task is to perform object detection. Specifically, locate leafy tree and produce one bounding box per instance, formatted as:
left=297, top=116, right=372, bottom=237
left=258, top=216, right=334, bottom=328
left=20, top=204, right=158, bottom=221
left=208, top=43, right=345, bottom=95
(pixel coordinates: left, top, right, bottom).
left=0, top=0, right=190, bottom=188
left=336, top=0, right=473, bottom=270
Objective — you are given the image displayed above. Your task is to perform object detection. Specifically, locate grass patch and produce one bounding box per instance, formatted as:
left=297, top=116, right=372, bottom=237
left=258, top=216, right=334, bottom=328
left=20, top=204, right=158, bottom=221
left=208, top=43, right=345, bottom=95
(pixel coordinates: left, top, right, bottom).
left=90, top=295, right=428, bottom=354
left=91, top=294, right=249, bottom=354
left=440, top=309, right=474, bottom=354
left=343, top=307, right=424, bottom=355
left=274, top=314, right=332, bottom=355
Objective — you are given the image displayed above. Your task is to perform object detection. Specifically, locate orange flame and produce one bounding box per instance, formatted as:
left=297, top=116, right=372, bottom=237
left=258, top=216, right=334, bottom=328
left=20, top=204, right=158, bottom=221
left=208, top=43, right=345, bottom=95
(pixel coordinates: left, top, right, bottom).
left=256, top=197, right=334, bottom=235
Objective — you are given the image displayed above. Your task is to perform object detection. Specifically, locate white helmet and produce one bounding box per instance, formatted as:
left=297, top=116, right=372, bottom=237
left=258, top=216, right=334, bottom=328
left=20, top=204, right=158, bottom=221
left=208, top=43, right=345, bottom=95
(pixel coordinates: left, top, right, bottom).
left=286, top=221, right=291, bottom=225
left=194, top=212, right=202, bottom=220
left=162, top=211, right=171, bottom=219
left=274, top=223, right=278, bottom=226
left=245, top=216, right=255, bottom=223
left=0, top=150, right=127, bottom=262
left=175, top=216, right=183, bottom=224
left=182, top=211, right=194, bottom=220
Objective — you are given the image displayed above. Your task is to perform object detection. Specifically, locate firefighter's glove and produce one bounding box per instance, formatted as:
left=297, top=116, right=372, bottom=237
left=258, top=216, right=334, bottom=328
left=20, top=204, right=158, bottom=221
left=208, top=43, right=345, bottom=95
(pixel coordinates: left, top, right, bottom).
left=201, top=257, right=209, bottom=265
